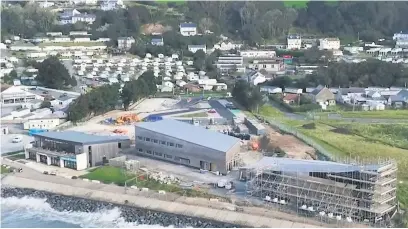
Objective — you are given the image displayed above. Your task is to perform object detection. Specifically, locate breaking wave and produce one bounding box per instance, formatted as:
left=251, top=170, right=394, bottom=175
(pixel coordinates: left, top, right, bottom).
left=1, top=196, right=169, bottom=228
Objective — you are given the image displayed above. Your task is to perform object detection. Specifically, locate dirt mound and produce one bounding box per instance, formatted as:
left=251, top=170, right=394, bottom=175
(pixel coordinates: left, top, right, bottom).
left=302, top=123, right=316, bottom=129
left=330, top=127, right=352, bottom=135
left=142, top=23, right=172, bottom=35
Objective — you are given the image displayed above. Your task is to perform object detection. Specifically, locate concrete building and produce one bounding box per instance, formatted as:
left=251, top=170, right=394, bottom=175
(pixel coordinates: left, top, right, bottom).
left=252, top=60, right=285, bottom=72
left=25, top=131, right=130, bottom=170
left=216, top=55, right=245, bottom=73
left=213, top=42, right=243, bottom=51
left=393, top=31, right=408, bottom=40
left=179, top=23, right=197, bottom=36
left=240, top=50, right=276, bottom=59
left=134, top=119, right=241, bottom=174
left=117, top=37, right=135, bottom=50
left=1, top=86, right=43, bottom=105
left=287, top=34, right=301, bottom=50
left=319, top=38, right=341, bottom=50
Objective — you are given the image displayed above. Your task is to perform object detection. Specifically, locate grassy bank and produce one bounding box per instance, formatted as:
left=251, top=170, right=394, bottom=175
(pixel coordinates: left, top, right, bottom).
left=81, top=166, right=223, bottom=199
left=339, top=110, right=408, bottom=119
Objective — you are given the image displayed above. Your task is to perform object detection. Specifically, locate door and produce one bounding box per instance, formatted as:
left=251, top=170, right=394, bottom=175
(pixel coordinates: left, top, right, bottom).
left=210, top=163, right=216, bottom=171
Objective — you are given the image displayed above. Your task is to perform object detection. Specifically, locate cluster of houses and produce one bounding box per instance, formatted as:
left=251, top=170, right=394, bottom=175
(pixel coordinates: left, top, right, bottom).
left=0, top=86, right=80, bottom=129
left=73, top=52, right=228, bottom=93
left=286, top=34, right=341, bottom=52
left=38, top=0, right=125, bottom=11
left=260, top=85, right=408, bottom=111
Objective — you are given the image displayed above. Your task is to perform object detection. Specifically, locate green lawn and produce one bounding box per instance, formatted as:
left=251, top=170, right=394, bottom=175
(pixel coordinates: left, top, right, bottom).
left=81, top=166, right=226, bottom=199
left=5, top=153, right=26, bottom=161
left=176, top=112, right=208, bottom=118
left=339, top=110, right=408, bottom=119
left=1, top=166, right=11, bottom=174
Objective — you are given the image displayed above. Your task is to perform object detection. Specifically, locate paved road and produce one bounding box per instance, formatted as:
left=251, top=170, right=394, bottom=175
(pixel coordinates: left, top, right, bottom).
left=208, top=100, right=235, bottom=120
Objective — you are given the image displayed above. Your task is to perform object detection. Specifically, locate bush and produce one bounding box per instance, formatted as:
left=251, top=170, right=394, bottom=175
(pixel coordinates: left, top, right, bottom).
left=302, top=123, right=316, bottom=129
left=71, top=176, right=78, bottom=179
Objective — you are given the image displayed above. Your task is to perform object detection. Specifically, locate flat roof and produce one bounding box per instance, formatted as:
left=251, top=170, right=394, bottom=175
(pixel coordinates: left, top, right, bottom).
left=135, top=119, right=240, bottom=152
left=32, top=131, right=129, bottom=145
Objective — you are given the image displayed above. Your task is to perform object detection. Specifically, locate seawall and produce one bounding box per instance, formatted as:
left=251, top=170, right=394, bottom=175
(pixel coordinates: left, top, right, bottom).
left=1, top=175, right=319, bottom=228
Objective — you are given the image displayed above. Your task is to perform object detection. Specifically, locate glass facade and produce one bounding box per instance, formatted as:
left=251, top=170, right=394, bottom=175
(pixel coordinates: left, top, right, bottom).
left=63, top=160, right=77, bottom=169
left=50, top=156, right=60, bottom=166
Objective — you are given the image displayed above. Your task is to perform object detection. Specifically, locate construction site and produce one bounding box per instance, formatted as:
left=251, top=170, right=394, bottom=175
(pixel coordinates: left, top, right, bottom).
left=239, top=157, right=398, bottom=227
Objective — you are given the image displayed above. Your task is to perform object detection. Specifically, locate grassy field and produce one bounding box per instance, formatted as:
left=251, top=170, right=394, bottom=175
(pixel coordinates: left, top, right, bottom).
left=39, top=42, right=105, bottom=48
left=81, top=166, right=223, bottom=199
left=176, top=112, right=208, bottom=118
left=1, top=166, right=11, bottom=174
left=339, top=110, right=408, bottom=119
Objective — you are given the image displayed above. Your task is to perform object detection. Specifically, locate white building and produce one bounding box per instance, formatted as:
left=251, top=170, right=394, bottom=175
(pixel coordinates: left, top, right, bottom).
left=53, top=36, right=71, bottom=42
left=23, top=117, right=62, bottom=130
left=213, top=42, right=243, bottom=51
left=393, top=31, right=408, bottom=41
left=100, top=0, right=124, bottom=11
left=179, top=23, right=197, bottom=36
left=59, top=9, right=96, bottom=24
left=69, top=31, right=89, bottom=36
left=239, top=50, right=276, bottom=59
left=188, top=45, right=207, bottom=54
left=216, top=55, right=245, bottom=73
left=117, top=37, right=135, bottom=50
left=245, top=71, right=266, bottom=86
left=396, top=39, right=408, bottom=48
left=1, top=86, right=43, bottom=105
left=252, top=60, right=285, bottom=73
left=319, top=38, right=340, bottom=50
left=46, top=32, right=63, bottom=37
left=260, top=86, right=282, bottom=94
left=38, top=1, right=54, bottom=8
left=287, top=34, right=301, bottom=50
left=10, top=42, right=41, bottom=51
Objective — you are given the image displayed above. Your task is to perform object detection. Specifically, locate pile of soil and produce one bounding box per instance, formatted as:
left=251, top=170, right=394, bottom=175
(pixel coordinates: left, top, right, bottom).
left=142, top=23, right=172, bottom=35
left=330, top=127, right=352, bottom=135
left=302, top=123, right=316, bottom=129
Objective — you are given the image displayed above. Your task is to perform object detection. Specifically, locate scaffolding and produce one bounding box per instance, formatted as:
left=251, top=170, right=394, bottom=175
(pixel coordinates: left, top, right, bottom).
left=244, top=157, right=398, bottom=227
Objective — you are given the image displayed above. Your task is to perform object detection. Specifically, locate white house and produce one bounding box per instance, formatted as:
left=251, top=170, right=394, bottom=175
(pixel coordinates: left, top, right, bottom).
left=252, top=60, right=285, bottom=72
left=188, top=45, right=207, bottom=54
left=287, top=34, right=301, bottom=50
left=179, top=23, right=197, bottom=36
left=59, top=9, right=96, bottom=24
left=393, top=31, right=408, bottom=41
left=245, top=71, right=266, bottom=86
left=260, top=86, right=282, bottom=94
left=213, top=42, right=243, bottom=51
left=38, top=1, right=54, bottom=8
left=117, top=37, right=135, bottom=50
left=23, top=117, right=62, bottom=130
left=46, top=32, right=63, bottom=37
left=100, top=0, right=124, bottom=11
left=53, top=36, right=71, bottom=43
left=73, top=37, right=91, bottom=42
left=69, top=31, right=89, bottom=36
left=396, top=39, right=408, bottom=48
left=239, top=50, right=276, bottom=59
left=50, top=95, right=75, bottom=109
left=319, top=38, right=340, bottom=50
left=284, top=88, right=303, bottom=94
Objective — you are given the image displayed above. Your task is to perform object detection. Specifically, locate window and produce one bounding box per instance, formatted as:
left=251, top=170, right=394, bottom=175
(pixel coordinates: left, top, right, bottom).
left=165, top=154, right=172, bottom=159
left=137, top=136, right=143, bottom=140
left=118, top=142, right=122, bottom=148
left=153, top=139, right=158, bottom=143
left=145, top=137, right=150, bottom=142
left=138, top=148, right=143, bottom=152
left=168, top=142, right=174, bottom=147
left=175, top=156, right=190, bottom=164
left=176, top=144, right=183, bottom=148
left=154, top=152, right=163, bottom=157
left=161, top=140, right=166, bottom=145
left=146, top=150, right=152, bottom=154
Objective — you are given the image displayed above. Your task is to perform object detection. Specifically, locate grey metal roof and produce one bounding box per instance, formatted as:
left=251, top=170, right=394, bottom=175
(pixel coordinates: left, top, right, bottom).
left=135, top=119, right=240, bottom=152
left=246, top=157, right=380, bottom=173
left=33, top=131, right=129, bottom=145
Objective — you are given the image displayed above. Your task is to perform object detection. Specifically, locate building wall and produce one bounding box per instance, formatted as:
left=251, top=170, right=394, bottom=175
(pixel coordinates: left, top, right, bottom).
left=76, top=152, right=88, bottom=170
left=84, top=141, right=125, bottom=167
left=23, top=118, right=61, bottom=130
left=134, top=127, right=240, bottom=174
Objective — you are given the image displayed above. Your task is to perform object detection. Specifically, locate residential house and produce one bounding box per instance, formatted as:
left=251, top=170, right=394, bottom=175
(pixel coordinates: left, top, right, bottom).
left=239, top=50, right=276, bottom=59
left=388, top=89, right=408, bottom=108
left=393, top=31, right=408, bottom=41
left=183, top=83, right=201, bottom=93
left=319, top=38, right=340, bottom=50
left=396, top=39, right=408, bottom=48
left=245, top=71, right=266, bottom=86
left=283, top=94, right=299, bottom=104
left=59, top=9, right=95, bottom=24
left=188, top=45, right=207, bottom=54
left=179, top=23, right=197, bottom=36
left=335, top=88, right=366, bottom=104
left=310, top=87, right=336, bottom=106
left=252, top=60, right=285, bottom=73
left=53, top=36, right=71, bottom=42
left=287, top=34, right=301, bottom=50
left=69, top=31, right=89, bottom=36
left=213, top=42, right=243, bottom=51
left=284, top=88, right=302, bottom=94
left=260, top=86, right=282, bottom=94
left=38, top=1, right=54, bottom=8
left=46, top=32, right=63, bottom=37
left=100, top=0, right=124, bottom=11
left=151, top=37, right=164, bottom=46
left=50, top=95, right=75, bottom=109
left=117, top=37, right=135, bottom=50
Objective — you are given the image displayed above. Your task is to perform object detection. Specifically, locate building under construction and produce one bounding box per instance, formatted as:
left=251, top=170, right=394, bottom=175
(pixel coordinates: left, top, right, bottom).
left=241, top=157, right=398, bottom=226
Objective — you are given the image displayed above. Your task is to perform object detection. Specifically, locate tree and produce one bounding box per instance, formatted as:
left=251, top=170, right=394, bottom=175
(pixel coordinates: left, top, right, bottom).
left=199, top=17, right=213, bottom=33
left=2, top=70, right=18, bottom=84
left=37, top=57, right=76, bottom=89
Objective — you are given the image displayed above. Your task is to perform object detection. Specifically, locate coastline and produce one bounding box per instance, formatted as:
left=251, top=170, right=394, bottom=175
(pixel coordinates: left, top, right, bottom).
left=1, top=187, right=240, bottom=228
left=1, top=175, right=321, bottom=228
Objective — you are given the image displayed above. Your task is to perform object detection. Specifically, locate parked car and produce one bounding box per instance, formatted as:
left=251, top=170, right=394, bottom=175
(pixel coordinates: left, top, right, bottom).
left=12, top=135, right=23, bottom=143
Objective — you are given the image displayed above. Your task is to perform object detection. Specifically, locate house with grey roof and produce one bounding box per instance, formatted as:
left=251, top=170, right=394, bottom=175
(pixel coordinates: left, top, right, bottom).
left=310, top=87, right=336, bottom=106
left=134, top=119, right=241, bottom=174
left=25, top=131, right=130, bottom=170
left=388, top=89, right=408, bottom=108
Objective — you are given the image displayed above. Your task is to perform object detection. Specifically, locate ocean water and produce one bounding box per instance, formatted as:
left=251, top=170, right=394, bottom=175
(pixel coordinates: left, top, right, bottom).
left=1, top=196, right=168, bottom=228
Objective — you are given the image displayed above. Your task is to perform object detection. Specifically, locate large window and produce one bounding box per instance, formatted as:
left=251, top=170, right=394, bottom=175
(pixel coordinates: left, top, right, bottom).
left=165, top=154, right=172, bottom=159
left=176, top=144, right=183, bottom=148
left=137, top=136, right=143, bottom=140
left=153, top=139, right=158, bottom=143
left=175, top=156, right=190, bottom=164
left=154, top=152, right=163, bottom=157
left=28, top=152, right=36, bottom=160
left=161, top=140, right=166, bottom=145
left=168, top=142, right=174, bottom=147
left=145, top=137, right=150, bottom=142
left=64, top=160, right=77, bottom=169
left=146, top=150, right=152, bottom=154
left=50, top=156, right=60, bottom=166
left=138, top=148, right=143, bottom=152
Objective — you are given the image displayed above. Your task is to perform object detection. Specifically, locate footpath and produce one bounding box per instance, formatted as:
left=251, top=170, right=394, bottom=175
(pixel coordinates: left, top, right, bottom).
left=1, top=158, right=353, bottom=228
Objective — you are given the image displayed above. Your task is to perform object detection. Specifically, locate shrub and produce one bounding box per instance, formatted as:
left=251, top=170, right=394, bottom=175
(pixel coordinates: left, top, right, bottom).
left=71, top=176, right=78, bottom=179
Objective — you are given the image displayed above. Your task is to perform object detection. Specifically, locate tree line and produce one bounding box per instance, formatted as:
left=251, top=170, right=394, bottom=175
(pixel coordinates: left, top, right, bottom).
left=231, top=81, right=265, bottom=112
left=67, top=70, right=157, bottom=123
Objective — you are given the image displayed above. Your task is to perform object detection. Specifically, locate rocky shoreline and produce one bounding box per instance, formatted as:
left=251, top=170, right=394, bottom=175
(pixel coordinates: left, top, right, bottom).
left=1, top=187, right=242, bottom=228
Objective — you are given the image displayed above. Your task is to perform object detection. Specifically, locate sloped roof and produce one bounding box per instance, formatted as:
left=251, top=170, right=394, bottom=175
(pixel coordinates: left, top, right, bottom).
left=135, top=119, right=240, bottom=152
